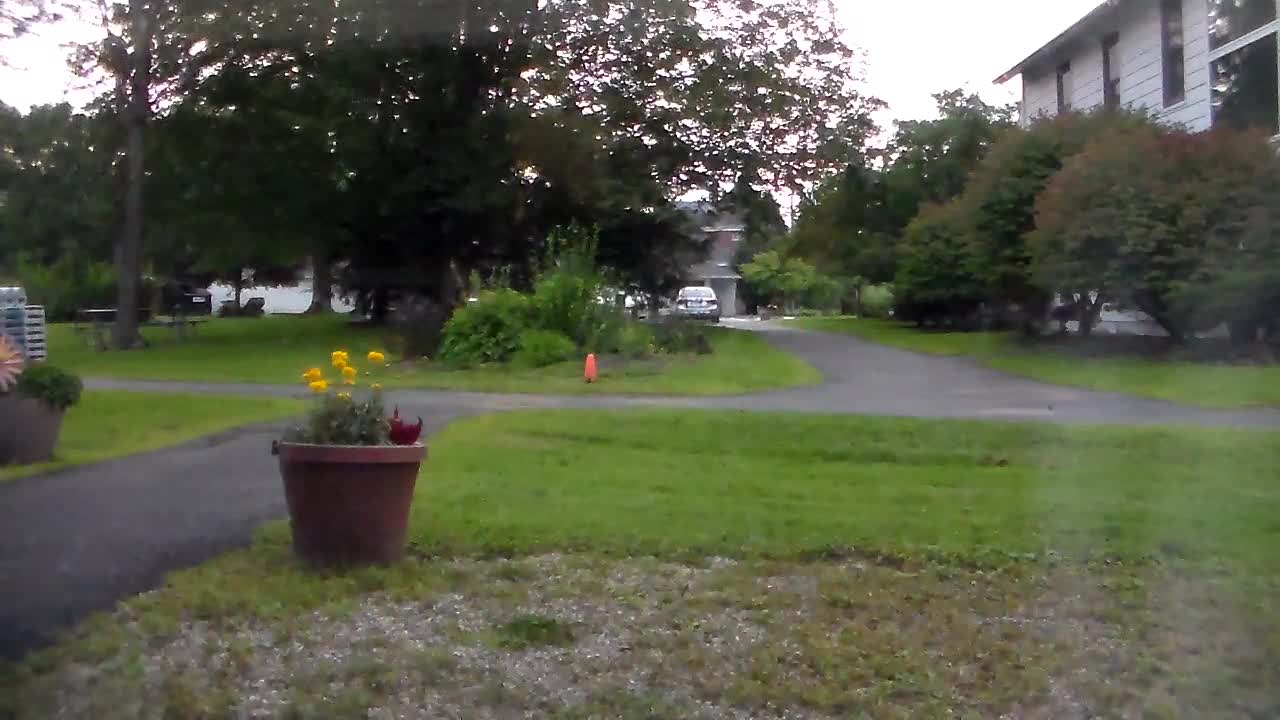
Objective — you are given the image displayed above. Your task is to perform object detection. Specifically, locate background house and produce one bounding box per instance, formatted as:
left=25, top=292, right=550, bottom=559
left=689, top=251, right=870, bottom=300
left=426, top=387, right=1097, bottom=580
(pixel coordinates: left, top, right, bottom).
left=996, top=0, right=1279, bottom=139
left=677, top=201, right=746, bottom=317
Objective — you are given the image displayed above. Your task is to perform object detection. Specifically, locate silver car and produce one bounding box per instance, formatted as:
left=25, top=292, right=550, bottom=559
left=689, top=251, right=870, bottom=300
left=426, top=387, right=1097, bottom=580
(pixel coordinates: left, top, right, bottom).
left=674, top=286, right=720, bottom=322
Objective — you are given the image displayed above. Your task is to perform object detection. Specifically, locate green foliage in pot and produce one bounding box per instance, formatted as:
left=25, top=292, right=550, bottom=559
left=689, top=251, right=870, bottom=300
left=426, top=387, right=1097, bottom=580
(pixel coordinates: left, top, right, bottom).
left=6, top=364, right=84, bottom=411
left=283, top=350, right=422, bottom=446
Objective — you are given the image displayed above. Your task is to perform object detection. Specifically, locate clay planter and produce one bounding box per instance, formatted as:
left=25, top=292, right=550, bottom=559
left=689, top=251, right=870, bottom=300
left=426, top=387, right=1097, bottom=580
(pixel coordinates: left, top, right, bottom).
left=0, top=394, right=65, bottom=466
left=273, top=441, right=426, bottom=566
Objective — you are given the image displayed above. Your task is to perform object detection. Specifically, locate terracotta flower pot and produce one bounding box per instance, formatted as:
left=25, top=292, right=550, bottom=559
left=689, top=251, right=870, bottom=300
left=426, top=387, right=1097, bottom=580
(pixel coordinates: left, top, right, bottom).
left=0, top=394, right=65, bottom=466
left=273, top=441, right=426, bottom=566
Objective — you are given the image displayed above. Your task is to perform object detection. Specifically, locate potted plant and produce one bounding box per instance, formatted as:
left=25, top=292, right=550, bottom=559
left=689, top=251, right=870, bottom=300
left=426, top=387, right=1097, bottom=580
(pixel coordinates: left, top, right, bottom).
left=0, top=337, right=83, bottom=466
left=273, top=349, right=425, bottom=566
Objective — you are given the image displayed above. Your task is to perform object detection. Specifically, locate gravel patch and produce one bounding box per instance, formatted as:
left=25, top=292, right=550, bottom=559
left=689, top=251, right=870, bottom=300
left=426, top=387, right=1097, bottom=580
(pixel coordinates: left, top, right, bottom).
left=15, top=554, right=1275, bottom=720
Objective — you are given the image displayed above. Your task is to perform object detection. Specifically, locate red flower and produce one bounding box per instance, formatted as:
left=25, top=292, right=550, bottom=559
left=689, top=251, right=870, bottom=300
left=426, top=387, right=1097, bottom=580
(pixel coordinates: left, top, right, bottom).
left=388, top=406, right=423, bottom=445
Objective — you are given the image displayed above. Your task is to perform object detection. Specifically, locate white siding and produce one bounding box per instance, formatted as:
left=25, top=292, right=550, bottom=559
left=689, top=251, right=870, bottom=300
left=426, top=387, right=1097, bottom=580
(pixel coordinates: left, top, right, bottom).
left=1017, top=0, right=1212, bottom=131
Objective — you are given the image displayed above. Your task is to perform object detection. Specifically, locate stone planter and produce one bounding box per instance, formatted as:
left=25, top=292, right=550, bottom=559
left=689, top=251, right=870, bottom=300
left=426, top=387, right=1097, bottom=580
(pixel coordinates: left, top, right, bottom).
left=273, top=441, right=426, bottom=566
left=0, top=394, right=65, bottom=466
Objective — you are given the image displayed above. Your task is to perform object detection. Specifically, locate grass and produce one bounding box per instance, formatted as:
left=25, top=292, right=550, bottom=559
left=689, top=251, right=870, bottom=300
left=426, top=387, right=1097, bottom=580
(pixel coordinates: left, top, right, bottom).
left=47, top=315, right=819, bottom=396
left=795, top=316, right=1280, bottom=408
left=0, top=390, right=303, bottom=482
left=7, top=410, right=1279, bottom=717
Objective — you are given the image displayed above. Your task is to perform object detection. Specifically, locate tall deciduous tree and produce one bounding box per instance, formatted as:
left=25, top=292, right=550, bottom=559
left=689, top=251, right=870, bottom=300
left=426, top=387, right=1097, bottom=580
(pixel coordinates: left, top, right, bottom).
left=526, top=0, right=882, bottom=197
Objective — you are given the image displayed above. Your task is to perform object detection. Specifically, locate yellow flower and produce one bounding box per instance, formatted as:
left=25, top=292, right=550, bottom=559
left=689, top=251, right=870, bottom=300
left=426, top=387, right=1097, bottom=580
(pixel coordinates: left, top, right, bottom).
left=371, top=382, right=383, bottom=391
left=330, top=350, right=350, bottom=369
left=341, top=365, right=357, bottom=384
left=367, top=350, right=385, bottom=364
left=302, top=367, right=323, bottom=383
left=336, top=391, right=351, bottom=400
left=308, top=380, right=328, bottom=393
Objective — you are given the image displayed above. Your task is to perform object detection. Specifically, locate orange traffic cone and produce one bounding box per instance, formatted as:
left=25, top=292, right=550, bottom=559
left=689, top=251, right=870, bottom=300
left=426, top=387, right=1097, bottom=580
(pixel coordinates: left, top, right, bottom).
left=584, top=353, right=598, bottom=384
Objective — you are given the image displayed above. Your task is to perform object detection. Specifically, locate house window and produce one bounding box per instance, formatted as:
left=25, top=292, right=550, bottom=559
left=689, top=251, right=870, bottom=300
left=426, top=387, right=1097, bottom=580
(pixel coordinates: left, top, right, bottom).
left=1208, top=0, right=1280, bottom=135
left=1208, top=0, right=1277, bottom=50
left=1162, top=0, right=1186, bottom=106
left=1102, top=33, right=1121, bottom=109
left=1056, top=62, right=1072, bottom=112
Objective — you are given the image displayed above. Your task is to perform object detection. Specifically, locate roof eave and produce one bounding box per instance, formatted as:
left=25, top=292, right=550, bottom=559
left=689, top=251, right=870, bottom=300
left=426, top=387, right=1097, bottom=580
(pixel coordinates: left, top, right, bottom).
left=993, top=0, right=1125, bottom=84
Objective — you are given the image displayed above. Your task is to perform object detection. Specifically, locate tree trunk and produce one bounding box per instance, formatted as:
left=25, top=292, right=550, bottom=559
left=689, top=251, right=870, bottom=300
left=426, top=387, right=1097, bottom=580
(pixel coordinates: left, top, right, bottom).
left=1078, top=297, right=1102, bottom=337
left=1229, top=318, right=1259, bottom=345
left=233, top=272, right=243, bottom=308
left=110, top=0, right=151, bottom=350
left=306, top=249, right=333, bottom=314
left=370, top=287, right=391, bottom=324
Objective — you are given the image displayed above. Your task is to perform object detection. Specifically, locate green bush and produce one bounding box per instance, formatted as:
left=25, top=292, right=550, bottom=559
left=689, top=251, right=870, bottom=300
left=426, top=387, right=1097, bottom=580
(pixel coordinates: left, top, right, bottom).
left=860, top=284, right=895, bottom=319
left=651, top=318, right=712, bottom=355
left=7, top=364, right=84, bottom=411
left=1033, top=125, right=1280, bottom=342
left=893, top=202, right=986, bottom=328
left=529, top=269, right=623, bottom=353
left=17, top=258, right=117, bottom=321
left=513, top=329, right=577, bottom=368
left=617, top=323, right=655, bottom=358
left=439, top=290, right=530, bottom=365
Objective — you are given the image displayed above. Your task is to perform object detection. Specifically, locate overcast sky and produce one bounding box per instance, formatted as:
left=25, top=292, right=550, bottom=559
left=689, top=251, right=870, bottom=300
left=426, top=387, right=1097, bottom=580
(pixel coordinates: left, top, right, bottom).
left=0, top=0, right=1101, bottom=128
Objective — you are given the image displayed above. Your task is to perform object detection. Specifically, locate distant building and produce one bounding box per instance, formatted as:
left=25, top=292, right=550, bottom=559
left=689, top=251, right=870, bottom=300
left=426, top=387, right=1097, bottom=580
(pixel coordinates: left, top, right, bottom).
left=996, top=0, right=1280, bottom=139
left=676, top=201, right=746, bottom=317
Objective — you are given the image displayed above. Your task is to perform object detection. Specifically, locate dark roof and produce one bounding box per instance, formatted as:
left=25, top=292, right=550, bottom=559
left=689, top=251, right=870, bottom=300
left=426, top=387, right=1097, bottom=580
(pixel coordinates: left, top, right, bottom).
left=675, top=200, right=747, bottom=232
left=994, top=0, right=1127, bottom=84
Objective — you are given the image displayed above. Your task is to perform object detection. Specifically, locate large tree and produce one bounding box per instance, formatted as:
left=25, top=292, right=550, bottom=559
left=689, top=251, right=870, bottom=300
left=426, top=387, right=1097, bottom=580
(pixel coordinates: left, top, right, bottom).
left=786, top=90, right=1014, bottom=290
left=526, top=0, right=883, bottom=197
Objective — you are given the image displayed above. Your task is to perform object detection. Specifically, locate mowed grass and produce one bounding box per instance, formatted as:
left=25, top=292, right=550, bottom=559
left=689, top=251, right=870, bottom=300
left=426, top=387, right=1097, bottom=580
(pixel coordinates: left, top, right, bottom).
left=0, top=391, right=304, bottom=482
left=415, top=410, right=1280, bottom=569
left=8, top=410, right=1280, bottom=717
left=795, top=316, right=1280, bottom=408
left=47, top=316, right=818, bottom=395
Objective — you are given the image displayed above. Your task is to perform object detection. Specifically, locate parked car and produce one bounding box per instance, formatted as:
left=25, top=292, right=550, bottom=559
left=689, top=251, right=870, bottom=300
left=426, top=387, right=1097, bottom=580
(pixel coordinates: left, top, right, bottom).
left=674, top=286, right=720, bottom=323
left=159, top=281, right=213, bottom=316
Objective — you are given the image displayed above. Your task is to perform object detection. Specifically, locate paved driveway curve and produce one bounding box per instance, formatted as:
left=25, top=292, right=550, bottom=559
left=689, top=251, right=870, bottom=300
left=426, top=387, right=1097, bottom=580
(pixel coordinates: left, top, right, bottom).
left=3, top=323, right=1277, bottom=659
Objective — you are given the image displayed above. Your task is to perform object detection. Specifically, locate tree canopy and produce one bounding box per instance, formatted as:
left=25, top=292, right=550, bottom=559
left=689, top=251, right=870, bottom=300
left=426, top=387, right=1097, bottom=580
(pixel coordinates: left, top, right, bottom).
left=3, top=0, right=883, bottom=337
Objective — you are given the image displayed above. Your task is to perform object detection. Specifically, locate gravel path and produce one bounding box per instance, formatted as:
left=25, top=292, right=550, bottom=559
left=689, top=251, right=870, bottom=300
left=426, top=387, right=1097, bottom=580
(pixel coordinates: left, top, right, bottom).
left=2, top=323, right=1277, bottom=660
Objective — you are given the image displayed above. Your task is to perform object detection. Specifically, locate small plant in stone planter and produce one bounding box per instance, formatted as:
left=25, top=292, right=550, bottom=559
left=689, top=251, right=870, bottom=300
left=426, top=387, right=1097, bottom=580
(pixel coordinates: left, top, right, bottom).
left=273, top=349, right=425, bottom=567
left=0, top=337, right=84, bottom=466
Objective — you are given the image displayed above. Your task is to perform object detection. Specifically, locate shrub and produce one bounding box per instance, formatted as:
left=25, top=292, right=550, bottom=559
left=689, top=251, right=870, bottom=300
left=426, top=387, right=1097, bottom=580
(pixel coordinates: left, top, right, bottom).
left=513, top=329, right=577, bottom=368
left=16, top=258, right=122, bottom=321
left=529, top=268, right=624, bottom=353
left=617, top=323, right=655, bottom=358
left=1033, top=125, right=1280, bottom=342
left=8, top=364, right=84, bottom=411
left=651, top=317, right=712, bottom=355
left=741, top=251, right=843, bottom=310
left=893, top=202, right=984, bottom=328
left=860, top=284, right=895, bottom=319
left=959, top=110, right=1162, bottom=330
left=439, top=290, right=530, bottom=365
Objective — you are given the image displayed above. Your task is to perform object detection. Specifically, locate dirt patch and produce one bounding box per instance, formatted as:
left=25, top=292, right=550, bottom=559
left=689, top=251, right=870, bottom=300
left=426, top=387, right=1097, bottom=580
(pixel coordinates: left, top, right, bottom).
left=10, top=555, right=1278, bottom=719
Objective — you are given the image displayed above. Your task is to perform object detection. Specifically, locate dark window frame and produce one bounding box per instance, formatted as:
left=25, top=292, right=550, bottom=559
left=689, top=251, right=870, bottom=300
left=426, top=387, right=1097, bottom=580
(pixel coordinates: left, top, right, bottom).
left=1162, top=0, right=1187, bottom=106
left=1056, top=61, right=1073, bottom=112
left=1102, top=33, right=1122, bottom=109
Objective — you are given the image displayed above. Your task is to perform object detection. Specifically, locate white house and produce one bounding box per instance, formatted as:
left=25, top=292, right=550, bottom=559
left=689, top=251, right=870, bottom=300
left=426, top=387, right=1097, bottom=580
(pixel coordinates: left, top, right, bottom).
left=996, top=0, right=1280, bottom=139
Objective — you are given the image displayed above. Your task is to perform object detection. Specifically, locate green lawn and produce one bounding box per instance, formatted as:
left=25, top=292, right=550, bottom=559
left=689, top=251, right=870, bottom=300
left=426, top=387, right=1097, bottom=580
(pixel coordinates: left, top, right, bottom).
left=46, top=316, right=818, bottom=395
left=795, top=316, right=1280, bottom=408
left=0, top=391, right=303, bottom=482
left=8, top=410, right=1279, bottom=718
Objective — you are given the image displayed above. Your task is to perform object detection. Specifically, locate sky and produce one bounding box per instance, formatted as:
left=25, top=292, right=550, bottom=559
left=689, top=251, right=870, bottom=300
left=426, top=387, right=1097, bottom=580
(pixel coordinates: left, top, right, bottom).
left=0, top=0, right=1103, bottom=129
